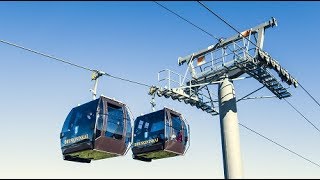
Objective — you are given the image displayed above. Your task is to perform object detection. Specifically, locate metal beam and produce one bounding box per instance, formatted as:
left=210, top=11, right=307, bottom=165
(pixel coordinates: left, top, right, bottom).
left=178, top=17, right=277, bottom=66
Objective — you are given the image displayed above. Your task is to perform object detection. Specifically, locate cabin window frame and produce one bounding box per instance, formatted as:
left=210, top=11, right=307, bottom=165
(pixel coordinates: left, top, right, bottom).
left=125, top=108, right=132, bottom=147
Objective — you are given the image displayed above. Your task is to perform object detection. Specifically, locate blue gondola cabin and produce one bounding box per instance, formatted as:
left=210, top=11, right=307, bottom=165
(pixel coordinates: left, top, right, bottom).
left=60, top=96, right=132, bottom=163
left=132, top=107, right=190, bottom=162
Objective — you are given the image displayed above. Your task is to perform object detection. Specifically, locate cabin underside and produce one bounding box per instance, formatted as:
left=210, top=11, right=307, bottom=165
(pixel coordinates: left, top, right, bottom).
left=135, top=150, right=179, bottom=160
left=66, top=149, right=118, bottom=161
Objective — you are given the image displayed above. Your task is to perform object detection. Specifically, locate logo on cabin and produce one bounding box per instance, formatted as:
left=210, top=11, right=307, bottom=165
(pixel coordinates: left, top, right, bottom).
left=133, top=138, right=159, bottom=147
left=64, top=134, right=89, bottom=145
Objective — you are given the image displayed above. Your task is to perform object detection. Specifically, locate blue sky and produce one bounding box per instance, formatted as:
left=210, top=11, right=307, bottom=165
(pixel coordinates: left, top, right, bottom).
left=0, top=1, right=319, bottom=178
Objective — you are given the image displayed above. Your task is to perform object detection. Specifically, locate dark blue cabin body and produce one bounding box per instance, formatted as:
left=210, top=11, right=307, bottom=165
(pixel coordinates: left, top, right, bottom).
left=132, top=107, right=189, bottom=162
left=60, top=96, right=132, bottom=163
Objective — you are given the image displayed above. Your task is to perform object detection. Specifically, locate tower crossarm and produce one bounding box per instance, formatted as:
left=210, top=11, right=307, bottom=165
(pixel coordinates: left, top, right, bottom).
left=178, top=17, right=277, bottom=66
left=149, top=86, right=219, bottom=116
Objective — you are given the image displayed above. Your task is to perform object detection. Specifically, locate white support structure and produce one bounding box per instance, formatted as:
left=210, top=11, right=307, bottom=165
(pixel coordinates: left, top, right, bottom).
left=90, top=70, right=106, bottom=100
left=150, top=17, right=298, bottom=179
left=91, top=78, right=99, bottom=100
left=218, top=76, right=243, bottom=179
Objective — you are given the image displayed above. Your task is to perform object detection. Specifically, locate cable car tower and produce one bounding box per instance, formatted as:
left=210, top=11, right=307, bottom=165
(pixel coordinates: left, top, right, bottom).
left=149, top=17, right=298, bottom=179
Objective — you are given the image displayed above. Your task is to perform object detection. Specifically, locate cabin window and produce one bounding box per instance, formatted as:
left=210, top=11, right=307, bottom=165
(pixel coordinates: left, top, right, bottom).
left=106, top=104, right=124, bottom=140
left=171, top=113, right=182, bottom=142
left=72, top=106, right=96, bottom=137
left=165, top=112, right=170, bottom=141
left=133, top=110, right=165, bottom=144
left=95, top=101, right=105, bottom=138
left=62, top=109, right=74, bottom=133
left=182, top=121, right=188, bottom=146
left=150, top=121, right=164, bottom=132
left=61, top=99, right=98, bottom=147
left=96, top=114, right=104, bottom=138
left=150, top=120, right=165, bottom=140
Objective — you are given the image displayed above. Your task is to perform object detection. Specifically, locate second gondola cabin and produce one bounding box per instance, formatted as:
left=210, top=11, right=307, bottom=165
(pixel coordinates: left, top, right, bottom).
left=131, top=107, right=190, bottom=162
left=60, top=96, right=132, bottom=163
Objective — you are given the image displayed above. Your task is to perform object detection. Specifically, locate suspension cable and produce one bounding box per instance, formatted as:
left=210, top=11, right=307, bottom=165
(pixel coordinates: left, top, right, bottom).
left=153, top=1, right=221, bottom=41
left=0, top=39, right=93, bottom=72
left=284, top=98, right=320, bottom=134
left=237, top=86, right=265, bottom=102
left=239, top=123, right=320, bottom=168
left=298, top=82, right=320, bottom=108
left=0, top=39, right=152, bottom=88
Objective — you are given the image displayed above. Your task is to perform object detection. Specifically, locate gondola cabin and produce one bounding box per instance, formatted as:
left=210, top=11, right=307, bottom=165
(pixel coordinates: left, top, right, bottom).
left=60, top=96, right=132, bottom=163
left=132, top=107, right=190, bottom=162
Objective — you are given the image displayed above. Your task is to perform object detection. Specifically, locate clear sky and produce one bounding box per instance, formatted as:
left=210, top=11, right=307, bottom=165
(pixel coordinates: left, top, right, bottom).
left=0, top=1, right=319, bottom=179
